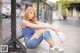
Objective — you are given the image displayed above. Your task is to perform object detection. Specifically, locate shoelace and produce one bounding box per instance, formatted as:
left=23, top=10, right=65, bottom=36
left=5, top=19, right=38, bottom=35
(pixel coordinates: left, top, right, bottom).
left=54, top=47, right=59, bottom=51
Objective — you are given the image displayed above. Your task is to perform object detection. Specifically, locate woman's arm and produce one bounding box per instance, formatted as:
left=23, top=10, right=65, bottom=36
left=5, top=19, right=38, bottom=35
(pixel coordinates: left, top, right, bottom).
left=36, top=21, right=60, bottom=32
left=36, top=21, right=49, bottom=25
left=21, top=20, right=52, bottom=29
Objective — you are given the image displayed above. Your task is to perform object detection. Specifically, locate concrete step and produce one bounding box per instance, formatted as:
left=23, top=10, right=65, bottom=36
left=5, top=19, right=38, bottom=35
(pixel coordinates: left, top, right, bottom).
left=10, top=50, right=64, bottom=53
left=49, top=51, right=64, bottom=53
left=27, top=48, right=64, bottom=53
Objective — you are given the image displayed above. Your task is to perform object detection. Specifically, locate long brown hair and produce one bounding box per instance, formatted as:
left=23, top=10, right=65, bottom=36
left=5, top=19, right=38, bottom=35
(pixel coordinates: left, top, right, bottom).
left=23, top=7, right=37, bottom=24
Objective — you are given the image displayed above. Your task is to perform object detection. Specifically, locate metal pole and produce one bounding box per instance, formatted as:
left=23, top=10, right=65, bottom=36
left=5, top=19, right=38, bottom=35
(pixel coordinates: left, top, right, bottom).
left=37, top=0, right=39, bottom=21
left=0, top=0, right=3, bottom=45
left=25, top=0, right=32, bottom=10
left=11, top=0, right=26, bottom=53
left=11, top=0, right=16, bottom=49
left=51, top=7, right=53, bottom=24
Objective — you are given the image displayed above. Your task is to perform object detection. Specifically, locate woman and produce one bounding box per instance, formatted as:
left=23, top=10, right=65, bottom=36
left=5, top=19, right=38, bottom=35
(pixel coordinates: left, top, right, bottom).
left=21, top=7, right=64, bottom=52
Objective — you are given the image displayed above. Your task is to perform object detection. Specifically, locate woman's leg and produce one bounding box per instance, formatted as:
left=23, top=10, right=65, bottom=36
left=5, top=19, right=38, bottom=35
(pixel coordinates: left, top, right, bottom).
left=25, top=29, right=55, bottom=48
left=43, top=30, right=55, bottom=48
left=25, top=29, right=45, bottom=48
left=31, top=29, right=45, bottom=39
left=31, top=29, right=55, bottom=48
left=46, top=38, right=55, bottom=47
left=44, top=30, right=64, bottom=51
left=31, top=29, right=55, bottom=47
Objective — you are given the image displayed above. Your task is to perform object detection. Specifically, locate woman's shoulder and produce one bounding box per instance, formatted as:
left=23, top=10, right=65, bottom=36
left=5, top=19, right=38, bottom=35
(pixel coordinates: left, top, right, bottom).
left=21, top=20, right=28, bottom=28
left=21, top=20, right=28, bottom=23
left=21, top=20, right=34, bottom=28
left=21, top=20, right=30, bottom=25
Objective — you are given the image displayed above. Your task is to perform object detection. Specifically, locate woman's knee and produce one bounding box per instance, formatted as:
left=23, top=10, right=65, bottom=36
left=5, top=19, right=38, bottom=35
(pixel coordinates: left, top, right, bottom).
left=25, top=39, right=39, bottom=48
left=37, top=29, right=45, bottom=32
left=43, top=30, right=52, bottom=40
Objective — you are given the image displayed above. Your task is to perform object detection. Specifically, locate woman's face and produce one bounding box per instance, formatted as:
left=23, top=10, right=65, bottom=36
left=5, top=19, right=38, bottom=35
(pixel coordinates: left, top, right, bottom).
left=28, top=11, right=34, bottom=19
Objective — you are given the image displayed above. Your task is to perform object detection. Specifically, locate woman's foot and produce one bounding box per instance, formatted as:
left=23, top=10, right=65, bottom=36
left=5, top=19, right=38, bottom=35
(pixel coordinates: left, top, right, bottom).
left=50, top=46, right=64, bottom=52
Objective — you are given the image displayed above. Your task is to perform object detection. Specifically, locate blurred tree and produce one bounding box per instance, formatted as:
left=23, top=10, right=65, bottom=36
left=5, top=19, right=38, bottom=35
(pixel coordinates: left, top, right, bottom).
left=47, top=1, right=56, bottom=10
left=55, top=2, right=58, bottom=10
left=41, top=0, right=47, bottom=2
left=32, top=0, right=47, bottom=3
left=48, top=1, right=56, bottom=9
left=62, top=2, right=69, bottom=15
left=61, top=0, right=70, bottom=20
left=56, top=0, right=70, bottom=20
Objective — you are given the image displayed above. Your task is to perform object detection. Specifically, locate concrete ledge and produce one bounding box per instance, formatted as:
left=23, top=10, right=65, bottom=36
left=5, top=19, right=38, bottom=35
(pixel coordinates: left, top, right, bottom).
left=50, top=51, right=64, bottom=53
left=27, top=48, right=37, bottom=53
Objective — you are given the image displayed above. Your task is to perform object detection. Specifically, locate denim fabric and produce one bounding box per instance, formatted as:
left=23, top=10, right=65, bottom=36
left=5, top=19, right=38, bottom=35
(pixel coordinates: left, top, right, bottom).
left=24, top=30, right=52, bottom=49
left=22, top=27, right=36, bottom=37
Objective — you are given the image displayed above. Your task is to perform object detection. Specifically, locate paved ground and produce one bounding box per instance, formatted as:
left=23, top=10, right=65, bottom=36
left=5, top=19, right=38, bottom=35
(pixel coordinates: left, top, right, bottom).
left=52, top=19, right=80, bottom=53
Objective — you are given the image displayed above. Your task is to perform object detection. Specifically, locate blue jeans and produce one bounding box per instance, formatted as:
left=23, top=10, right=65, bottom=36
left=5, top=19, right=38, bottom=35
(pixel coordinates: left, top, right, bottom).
left=24, top=30, right=52, bottom=49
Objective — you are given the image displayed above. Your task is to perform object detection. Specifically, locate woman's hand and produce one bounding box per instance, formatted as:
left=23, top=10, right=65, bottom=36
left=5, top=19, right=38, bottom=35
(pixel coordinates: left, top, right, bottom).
left=51, top=25, right=60, bottom=32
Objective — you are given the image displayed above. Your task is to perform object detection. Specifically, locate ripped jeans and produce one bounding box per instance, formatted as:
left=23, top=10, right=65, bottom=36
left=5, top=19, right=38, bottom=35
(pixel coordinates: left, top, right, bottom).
left=24, top=30, right=52, bottom=49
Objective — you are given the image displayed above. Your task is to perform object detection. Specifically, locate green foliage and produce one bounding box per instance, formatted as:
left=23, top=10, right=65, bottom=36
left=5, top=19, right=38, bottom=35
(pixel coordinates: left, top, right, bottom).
left=47, top=1, right=56, bottom=9
left=62, top=2, right=70, bottom=15
left=55, top=2, right=58, bottom=10
left=41, top=0, right=47, bottom=2
left=56, top=0, right=70, bottom=15
left=32, top=0, right=47, bottom=3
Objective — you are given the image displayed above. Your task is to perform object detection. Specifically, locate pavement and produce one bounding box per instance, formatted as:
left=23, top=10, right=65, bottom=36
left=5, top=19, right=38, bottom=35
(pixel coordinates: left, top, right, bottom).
left=52, top=19, right=80, bottom=53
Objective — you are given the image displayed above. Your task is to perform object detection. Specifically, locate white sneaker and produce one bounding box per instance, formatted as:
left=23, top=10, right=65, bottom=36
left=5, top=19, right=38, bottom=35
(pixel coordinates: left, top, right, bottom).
left=22, top=42, right=26, bottom=47
left=50, top=46, right=64, bottom=52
